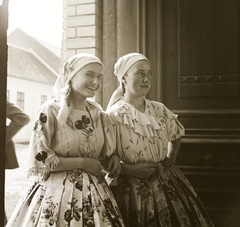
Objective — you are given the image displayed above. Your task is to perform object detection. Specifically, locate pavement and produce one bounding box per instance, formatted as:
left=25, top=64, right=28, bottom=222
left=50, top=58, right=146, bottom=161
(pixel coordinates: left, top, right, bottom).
left=5, top=143, right=32, bottom=220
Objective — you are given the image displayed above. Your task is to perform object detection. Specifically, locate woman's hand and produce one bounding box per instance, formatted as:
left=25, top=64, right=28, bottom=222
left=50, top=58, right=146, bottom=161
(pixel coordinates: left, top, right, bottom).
left=82, top=158, right=103, bottom=177
left=107, top=155, right=121, bottom=178
left=121, top=162, right=158, bottom=179
left=51, top=156, right=103, bottom=177
left=165, top=157, right=175, bottom=167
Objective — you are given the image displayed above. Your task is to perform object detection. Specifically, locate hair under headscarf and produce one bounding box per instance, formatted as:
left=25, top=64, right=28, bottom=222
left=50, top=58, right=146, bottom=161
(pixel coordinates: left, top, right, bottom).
left=106, top=53, right=149, bottom=109
left=53, top=53, right=103, bottom=125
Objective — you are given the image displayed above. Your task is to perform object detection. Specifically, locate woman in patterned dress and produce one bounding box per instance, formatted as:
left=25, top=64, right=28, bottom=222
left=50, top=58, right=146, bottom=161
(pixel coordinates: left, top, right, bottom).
left=106, top=53, right=214, bottom=227
left=6, top=53, right=125, bottom=227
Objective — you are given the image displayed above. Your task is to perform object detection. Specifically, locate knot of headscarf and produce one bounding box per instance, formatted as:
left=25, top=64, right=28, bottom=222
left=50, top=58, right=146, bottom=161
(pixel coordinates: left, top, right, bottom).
left=107, top=53, right=149, bottom=110
left=53, top=53, right=103, bottom=125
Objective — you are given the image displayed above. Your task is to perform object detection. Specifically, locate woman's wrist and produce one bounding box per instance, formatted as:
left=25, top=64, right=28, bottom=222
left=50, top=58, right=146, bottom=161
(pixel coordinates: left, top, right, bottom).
left=52, top=156, right=86, bottom=172
left=120, top=163, right=133, bottom=176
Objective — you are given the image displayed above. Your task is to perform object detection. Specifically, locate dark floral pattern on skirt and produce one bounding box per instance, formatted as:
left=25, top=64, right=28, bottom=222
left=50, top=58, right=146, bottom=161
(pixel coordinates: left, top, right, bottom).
left=7, top=170, right=125, bottom=227
left=116, top=159, right=214, bottom=227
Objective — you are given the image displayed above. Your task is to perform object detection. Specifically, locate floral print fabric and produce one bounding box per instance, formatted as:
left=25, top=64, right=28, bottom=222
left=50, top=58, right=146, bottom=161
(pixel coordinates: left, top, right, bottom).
left=6, top=99, right=124, bottom=227
left=106, top=99, right=214, bottom=227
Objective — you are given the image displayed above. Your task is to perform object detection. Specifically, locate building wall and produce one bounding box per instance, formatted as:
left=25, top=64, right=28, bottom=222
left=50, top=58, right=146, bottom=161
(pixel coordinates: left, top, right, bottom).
left=7, top=76, right=55, bottom=142
left=62, top=0, right=103, bottom=104
left=62, top=0, right=102, bottom=60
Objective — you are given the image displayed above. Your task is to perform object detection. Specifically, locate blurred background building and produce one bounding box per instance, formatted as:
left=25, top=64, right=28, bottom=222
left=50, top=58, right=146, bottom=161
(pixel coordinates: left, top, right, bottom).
left=7, top=28, right=62, bottom=142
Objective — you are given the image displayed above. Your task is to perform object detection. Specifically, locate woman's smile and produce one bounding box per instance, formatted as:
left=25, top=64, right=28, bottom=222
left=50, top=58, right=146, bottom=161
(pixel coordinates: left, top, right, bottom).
left=86, top=85, right=99, bottom=91
left=140, top=85, right=150, bottom=88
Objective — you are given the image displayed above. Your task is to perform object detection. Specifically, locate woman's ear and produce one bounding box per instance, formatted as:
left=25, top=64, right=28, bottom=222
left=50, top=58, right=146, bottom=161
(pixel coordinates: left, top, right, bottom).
left=122, top=76, right=127, bottom=85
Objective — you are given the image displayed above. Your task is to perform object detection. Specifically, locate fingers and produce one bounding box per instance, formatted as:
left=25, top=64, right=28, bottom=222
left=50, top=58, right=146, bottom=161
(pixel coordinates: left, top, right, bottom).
left=147, top=168, right=157, bottom=176
left=107, top=158, right=113, bottom=171
left=107, top=155, right=120, bottom=170
left=165, top=158, right=174, bottom=167
left=97, top=170, right=102, bottom=174
left=148, top=166, right=157, bottom=171
left=107, top=156, right=121, bottom=178
left=147, top=163, right=158, bottom=168
left=94, top=167, right=102, bottom=177
left=94, top=162, right=103, bottom=177
left=146, top=164, right=158, bottom=174
left=109, top=165, right=121, bottom=178
left=108, top=171, right=115, bottom=178
left=96, top=166, right=104, bottom=177
left=98, top=165, right=103, bottom=171
left=141, top=164, right=157, bottom=178
left=108, top=165, right=117, bottom=178
left=108, top=161, right=121, bottom=178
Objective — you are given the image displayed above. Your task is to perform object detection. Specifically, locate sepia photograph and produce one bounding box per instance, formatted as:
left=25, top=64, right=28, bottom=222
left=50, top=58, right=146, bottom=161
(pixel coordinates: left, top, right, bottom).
left=0, top=0, right=240, bottom=226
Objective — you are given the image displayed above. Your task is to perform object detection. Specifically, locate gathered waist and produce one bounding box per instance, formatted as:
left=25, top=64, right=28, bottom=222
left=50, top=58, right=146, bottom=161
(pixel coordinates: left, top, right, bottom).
left=117, top=157, right=179, bottom=182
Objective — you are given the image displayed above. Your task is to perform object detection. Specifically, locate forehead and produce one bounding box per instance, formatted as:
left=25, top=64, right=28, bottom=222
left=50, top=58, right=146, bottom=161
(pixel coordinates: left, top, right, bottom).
left=128, top=60, right=151, bottom=71
left=80, top=63, right=103, bottom=73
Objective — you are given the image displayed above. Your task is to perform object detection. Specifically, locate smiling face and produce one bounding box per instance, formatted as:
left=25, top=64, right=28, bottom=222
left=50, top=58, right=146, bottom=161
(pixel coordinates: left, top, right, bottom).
left=71, top=63, right=103, bottom=99
left=124, top=60, right=152, bottom=98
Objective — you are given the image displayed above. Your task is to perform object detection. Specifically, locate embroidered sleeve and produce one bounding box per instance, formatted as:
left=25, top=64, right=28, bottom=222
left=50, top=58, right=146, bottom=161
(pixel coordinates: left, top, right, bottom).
left=162, top=105, right=185, bottom=141
left=27, top=102, right=60, bottom=181
left=99, top=112, right=121, bottom=160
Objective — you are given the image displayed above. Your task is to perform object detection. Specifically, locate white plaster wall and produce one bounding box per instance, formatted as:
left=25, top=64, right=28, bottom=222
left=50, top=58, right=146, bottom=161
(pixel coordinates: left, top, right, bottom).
left=7, top=76, right=56, bottom=143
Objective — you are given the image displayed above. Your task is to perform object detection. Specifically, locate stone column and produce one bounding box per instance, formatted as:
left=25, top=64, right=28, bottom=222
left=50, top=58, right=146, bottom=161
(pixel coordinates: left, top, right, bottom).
left=101, top=0, right=146, bottom=108
left=102, top=0, right=117, bottom=109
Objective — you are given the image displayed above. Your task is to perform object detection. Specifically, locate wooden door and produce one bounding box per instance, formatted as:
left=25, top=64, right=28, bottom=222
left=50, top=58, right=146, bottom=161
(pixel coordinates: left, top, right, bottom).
left=146, top=1, right=240, bottom=225
left=147, top=0, right=240, bottom=152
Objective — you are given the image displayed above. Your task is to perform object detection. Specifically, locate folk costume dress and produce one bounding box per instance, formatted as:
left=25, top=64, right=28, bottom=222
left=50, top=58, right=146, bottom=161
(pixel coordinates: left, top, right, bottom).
left=106, top=99, right=214, bottom=227
left=6, top=99, right=125, bottom=227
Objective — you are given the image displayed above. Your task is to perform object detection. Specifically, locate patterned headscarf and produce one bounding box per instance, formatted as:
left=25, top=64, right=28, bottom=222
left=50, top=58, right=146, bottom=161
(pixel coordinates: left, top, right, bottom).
left=107, top=53, right=149, bottom=109
left=53, top=53, right=103, bottom=125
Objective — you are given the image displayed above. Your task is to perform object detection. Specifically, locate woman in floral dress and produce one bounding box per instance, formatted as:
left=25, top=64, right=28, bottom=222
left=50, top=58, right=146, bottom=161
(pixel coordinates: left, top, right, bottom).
left=6, top=53, right=125, bottom=227
left=106, top=53, right=214, bottom=227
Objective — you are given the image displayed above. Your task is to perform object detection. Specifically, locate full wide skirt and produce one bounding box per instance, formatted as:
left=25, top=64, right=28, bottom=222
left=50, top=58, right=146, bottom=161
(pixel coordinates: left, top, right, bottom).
left=116, top=159, right=214, bottom=227
left=6, top=170, right=125, bottom=227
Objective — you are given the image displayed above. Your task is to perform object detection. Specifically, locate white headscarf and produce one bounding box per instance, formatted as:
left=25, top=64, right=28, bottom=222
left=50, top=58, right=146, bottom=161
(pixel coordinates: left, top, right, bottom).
left=53, top=53, right=103, bottom=125
left=107, top=53, right=149, bottom=109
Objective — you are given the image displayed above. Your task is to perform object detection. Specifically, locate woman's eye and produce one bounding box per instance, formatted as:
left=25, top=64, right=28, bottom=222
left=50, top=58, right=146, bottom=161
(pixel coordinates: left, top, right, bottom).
left=137, top=72, right=143, bottom=76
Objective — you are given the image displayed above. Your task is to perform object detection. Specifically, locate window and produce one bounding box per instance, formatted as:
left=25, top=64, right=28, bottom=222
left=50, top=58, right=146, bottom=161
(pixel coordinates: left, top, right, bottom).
left=41, top=95, right=47, bottom=105
left=17, top=92, right=24, bottom=109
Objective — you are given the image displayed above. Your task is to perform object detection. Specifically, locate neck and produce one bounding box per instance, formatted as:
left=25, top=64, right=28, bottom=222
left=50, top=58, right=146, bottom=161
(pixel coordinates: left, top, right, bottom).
left=123, top=95, right=145, bottom=112
left=70, top=93, right=87, bottom=110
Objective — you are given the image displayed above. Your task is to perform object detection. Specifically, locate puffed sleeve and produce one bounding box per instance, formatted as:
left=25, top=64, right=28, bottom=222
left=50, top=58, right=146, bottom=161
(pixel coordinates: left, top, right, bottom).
left=27, top=102, right=60, bottom=181
left=162, top=104, right=185, bottom=141
left=99, top=112, right=121, bottom=160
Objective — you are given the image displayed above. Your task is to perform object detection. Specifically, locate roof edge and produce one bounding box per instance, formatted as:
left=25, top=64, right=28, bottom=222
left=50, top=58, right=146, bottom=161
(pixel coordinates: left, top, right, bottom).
left=8, top=43, right=59, bottom=77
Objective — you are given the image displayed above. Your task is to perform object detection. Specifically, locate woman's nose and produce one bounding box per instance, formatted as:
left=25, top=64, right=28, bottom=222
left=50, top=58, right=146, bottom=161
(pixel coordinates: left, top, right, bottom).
left=92, top=77, right=98, bottom=84
left=142, top=76, right=148, bottom=82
